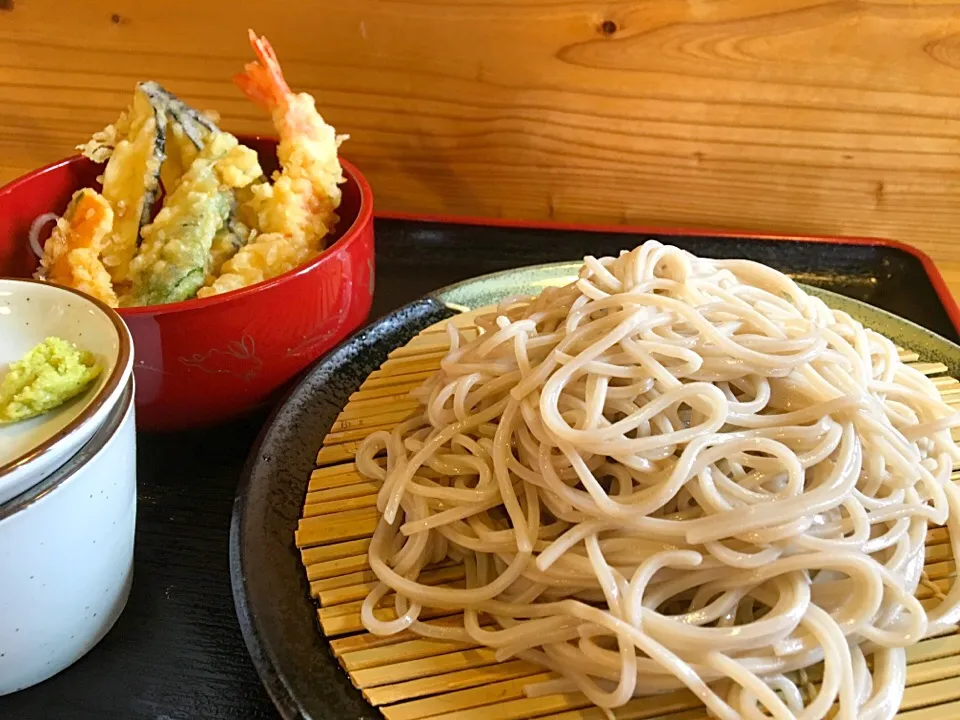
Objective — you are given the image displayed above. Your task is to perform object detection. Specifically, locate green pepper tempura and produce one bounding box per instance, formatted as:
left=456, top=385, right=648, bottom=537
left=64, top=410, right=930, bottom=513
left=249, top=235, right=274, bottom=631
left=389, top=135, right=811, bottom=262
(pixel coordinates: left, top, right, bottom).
left=0, top=338, right=102, bottom=425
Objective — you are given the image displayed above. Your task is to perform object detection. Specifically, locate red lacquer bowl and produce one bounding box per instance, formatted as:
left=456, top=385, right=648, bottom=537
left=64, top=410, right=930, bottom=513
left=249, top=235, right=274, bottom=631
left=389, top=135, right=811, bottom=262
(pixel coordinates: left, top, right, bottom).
left=0, top=137, right=375, bottom=431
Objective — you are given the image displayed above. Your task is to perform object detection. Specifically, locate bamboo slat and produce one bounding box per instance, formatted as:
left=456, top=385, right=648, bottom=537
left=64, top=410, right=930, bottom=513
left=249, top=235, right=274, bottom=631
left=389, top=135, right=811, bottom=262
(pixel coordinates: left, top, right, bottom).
left=301, top=538, right=371, bottom=566
left=341, top=634, right=484, bottom=672
left=306, top=482, right=381, bottom=505
left=306, top=555, right=372, bottom=583
left=295, top=310, right=960, bottom=719
left=363, top=659, right=546, bottom=707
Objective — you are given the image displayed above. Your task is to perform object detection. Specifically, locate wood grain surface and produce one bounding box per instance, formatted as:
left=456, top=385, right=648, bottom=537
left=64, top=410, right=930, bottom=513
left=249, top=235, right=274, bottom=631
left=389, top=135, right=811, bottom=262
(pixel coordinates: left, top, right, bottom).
left=4, top=1, right=960, bottom=293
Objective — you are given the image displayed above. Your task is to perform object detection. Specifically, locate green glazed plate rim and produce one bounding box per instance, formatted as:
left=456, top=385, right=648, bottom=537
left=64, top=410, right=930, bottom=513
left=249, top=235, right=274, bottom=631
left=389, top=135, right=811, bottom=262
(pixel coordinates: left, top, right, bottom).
left=431, top=259, right=960, bottom=376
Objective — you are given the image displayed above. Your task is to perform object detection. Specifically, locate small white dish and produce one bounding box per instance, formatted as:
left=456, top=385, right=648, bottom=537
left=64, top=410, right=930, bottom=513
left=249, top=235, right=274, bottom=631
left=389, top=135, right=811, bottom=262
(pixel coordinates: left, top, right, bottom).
left=0, top=379, right=136, bottom=695
left=0, top=278, right=133, bottom=504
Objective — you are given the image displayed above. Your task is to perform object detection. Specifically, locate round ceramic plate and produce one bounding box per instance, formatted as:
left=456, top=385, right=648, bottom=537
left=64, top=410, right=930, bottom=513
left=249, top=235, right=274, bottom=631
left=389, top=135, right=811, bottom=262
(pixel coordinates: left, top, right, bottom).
left=230, top=262, right=960, bottom=720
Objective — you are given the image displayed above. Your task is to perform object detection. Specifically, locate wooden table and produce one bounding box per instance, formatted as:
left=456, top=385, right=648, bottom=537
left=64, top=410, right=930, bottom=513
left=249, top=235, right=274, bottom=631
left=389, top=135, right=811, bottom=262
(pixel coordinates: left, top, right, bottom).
left=4, top=1, right=960, bottom=294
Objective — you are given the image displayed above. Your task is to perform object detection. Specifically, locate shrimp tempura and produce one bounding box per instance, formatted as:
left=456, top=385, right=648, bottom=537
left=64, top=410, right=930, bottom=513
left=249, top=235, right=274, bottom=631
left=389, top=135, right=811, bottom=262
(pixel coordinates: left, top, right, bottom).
left=199, top=30, right=347, bottom=298
left=36, top=189, right=118, bottom=307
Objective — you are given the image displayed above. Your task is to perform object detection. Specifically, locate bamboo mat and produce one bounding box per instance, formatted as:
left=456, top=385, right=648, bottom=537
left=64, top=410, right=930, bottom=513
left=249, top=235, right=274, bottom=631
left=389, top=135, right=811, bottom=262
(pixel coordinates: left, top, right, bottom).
left=296, top=307, right=960, bottom=720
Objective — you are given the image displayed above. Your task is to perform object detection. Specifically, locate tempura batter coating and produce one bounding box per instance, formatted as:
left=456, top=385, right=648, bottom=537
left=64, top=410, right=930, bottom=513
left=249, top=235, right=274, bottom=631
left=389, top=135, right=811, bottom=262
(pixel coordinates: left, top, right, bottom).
left=98, top=88, right=167, bottom=285
left=36, top=189, right=117, bottom=307
left=200, top=232, right=313, bottom=296
left=207, top=214, right=252, bottom=282
left=140, top=81, right=223, bottom=195
left=128, top=134, right=261, bottom=306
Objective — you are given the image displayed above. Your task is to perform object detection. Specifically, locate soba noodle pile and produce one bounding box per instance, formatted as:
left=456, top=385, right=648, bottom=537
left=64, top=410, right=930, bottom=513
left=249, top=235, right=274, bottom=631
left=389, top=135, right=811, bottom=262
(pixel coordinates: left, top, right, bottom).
left=356, top=241, right=960, bottom=719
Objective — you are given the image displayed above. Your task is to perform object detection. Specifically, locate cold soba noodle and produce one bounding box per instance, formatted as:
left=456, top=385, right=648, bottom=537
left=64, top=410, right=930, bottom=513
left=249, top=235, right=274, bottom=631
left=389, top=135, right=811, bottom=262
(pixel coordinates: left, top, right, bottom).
left=355, top=241, right=960, bottom=719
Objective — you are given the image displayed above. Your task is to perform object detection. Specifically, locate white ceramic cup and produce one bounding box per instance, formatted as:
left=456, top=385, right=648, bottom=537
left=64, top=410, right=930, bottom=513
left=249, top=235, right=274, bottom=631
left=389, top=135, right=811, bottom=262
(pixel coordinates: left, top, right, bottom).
left=0, top=381, right=136, bottom=696
left=0, top=278, right=134, bottom=505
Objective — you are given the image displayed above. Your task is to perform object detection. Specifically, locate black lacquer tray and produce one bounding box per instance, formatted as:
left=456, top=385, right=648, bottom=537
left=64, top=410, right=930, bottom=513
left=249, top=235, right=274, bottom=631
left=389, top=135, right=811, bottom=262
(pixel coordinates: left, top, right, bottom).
left=6, top=218, right=958, bottom=720
left=230, top=217, right=960, bottom=720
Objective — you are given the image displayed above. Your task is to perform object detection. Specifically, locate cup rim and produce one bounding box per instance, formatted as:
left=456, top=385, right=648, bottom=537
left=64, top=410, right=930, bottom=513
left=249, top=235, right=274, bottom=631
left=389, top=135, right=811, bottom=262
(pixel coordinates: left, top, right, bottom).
left=0, top=381, right=134, bottom=521
left=0, top=278, right=133, bottom=482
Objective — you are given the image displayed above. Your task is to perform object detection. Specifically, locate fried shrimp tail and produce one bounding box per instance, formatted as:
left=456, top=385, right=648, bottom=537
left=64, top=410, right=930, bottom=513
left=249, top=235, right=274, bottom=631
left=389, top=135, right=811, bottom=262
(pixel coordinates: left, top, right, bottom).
left=200, top=29, right=347, bottom=298
left=36, top=189, right=118, bottom=307
left=232, top=31, right=290, bottom=114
